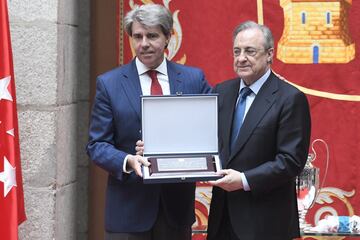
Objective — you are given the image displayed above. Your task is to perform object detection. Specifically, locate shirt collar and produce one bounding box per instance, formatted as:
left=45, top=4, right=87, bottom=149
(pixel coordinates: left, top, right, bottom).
left=240, top=69, right=271, bottom=95
left=135, top=57, right=168, bottom=76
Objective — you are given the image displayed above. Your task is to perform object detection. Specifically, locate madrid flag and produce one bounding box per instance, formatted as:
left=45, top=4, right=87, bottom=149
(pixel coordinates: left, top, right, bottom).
left=0, top=0, right=26, bottom=239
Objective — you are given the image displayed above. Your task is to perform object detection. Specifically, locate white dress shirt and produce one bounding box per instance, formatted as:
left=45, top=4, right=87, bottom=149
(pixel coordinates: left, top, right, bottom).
left=136, top=57, right=170, bottom=95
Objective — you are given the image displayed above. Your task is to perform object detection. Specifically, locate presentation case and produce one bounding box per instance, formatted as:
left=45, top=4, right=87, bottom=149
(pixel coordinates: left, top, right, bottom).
left=141, top=94, right=222, bottom=183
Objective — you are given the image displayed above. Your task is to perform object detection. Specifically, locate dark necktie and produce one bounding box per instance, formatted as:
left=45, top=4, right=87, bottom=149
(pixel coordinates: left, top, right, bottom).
left=147, top=70, right=163, bottom=95
left=230, top=87, right=252, bottom=152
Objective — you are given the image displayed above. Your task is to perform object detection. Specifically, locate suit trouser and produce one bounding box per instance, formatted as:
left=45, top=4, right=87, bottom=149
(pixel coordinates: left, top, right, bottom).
left=209, top=196, right=296, bottom=240
left=208, top=194, right=240, bottom=240
left=105, top=204, right=191, bottom=240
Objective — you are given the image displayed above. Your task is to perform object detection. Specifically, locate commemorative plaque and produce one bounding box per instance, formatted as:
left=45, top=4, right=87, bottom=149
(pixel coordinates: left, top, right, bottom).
left=141, top=94, right=222, bottom=183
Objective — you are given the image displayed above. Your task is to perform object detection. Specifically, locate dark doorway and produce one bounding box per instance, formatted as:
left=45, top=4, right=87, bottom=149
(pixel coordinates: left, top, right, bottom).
left=89, top=1, right=123, bottom=240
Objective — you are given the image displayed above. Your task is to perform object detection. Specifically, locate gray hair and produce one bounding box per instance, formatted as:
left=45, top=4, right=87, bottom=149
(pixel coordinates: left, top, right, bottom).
left=232, top=20, right=274, bottom=50
left=124, top=4, right=173, bottom=37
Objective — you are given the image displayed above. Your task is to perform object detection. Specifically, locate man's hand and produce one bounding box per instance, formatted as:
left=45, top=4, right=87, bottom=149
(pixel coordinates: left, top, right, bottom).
left=208, top=169, right=244, bottom=192
left=135, top=140, right=144, bottom=156
left=126, top=154, right=150, bottom=177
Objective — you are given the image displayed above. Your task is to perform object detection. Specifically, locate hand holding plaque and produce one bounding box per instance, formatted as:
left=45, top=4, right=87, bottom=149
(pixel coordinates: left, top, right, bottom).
left=140, top=94, right=222, bottom=183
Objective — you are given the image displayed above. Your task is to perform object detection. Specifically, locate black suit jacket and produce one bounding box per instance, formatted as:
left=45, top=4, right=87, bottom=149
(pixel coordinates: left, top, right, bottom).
left=207, top=72, right=311, bottom=240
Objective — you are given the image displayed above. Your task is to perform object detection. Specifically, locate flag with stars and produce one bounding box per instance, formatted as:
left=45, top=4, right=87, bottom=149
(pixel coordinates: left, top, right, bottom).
left=0, top=0, right=26, bottom=239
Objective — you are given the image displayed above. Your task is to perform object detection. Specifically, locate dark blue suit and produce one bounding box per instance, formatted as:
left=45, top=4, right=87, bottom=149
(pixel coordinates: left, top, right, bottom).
left=207, top=72, right=311, bottom=240
left=86, top=59, right=211, bottom=232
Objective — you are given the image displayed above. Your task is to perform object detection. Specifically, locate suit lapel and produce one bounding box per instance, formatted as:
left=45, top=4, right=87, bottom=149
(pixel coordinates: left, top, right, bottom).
left=228, top=73, right=278, bottom=163
left=219, top=79, right=240, bottom=165
left=119, top=60, right=142, bottom=119
left=167, top=61, right=183, bottom=94
left=119, top=60, right=183, bottom=120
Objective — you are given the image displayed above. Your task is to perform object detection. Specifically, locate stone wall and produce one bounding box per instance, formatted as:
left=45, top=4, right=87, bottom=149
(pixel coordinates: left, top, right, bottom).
left=8, top=0, right=90, bottom=239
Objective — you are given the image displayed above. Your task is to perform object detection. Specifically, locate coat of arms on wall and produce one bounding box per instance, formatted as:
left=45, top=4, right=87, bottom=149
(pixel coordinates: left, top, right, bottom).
left=277, top=0, right=355, bottom=64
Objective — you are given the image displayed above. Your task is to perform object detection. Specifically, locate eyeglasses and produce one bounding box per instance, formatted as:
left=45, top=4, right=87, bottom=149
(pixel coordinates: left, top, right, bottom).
left=232, top=47, right=266, bottom=57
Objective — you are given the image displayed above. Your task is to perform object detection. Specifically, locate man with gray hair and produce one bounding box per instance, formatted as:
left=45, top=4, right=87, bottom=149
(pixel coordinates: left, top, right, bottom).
left=207, top=21, right=311, bottom=240
left=87, top=4, right=211, bottom=240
